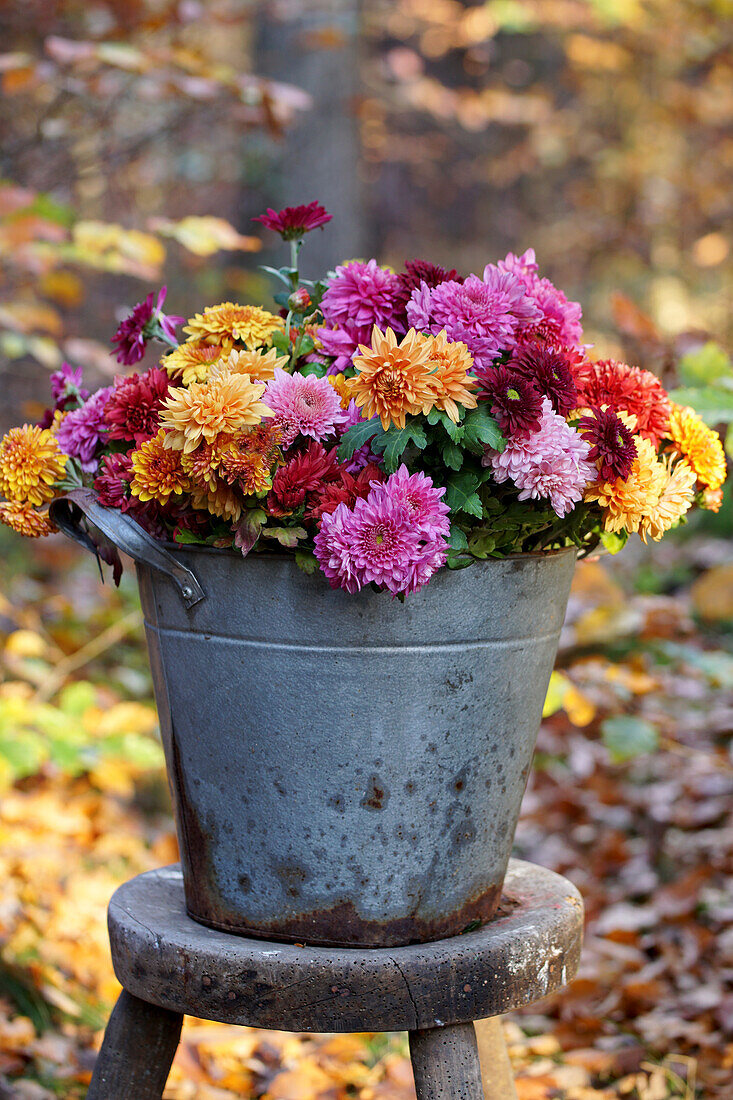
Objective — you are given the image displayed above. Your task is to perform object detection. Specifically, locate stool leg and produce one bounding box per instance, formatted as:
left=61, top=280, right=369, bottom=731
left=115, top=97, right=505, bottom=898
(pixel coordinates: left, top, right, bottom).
left=87, top=989, right=183, bottom=1100
left=409, top=1022, right=484, bottom=1099
left=474, top=1017, right=518, bottom=1100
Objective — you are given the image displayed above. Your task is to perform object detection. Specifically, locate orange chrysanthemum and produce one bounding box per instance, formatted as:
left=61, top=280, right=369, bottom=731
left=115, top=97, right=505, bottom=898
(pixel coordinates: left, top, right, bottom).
left=701, top=486, right=723, bottom=512
left=349, top=325, right=436, bottom=430
left=666, top=403, right=727, bottom=491
left=219, top=423, right=283, bottom=495
left=180, top=438, right=232, bottom=492
left=640, top=457, right=697, bottom=543
left=0, top=424, right=67, bottom=506
left=585, top=435, right=667, bottom=534
left=162, top=343, right=224, bottom=386
left=130, top=430, right=192, bottom=504
left=183, top=303, right=284, bottom=352
left=415, top=329, right=478, bottom=423
left=0, top=500, right=56, bottom=538
left=160, top=371, right=272, bottom=453
left=327, top=372, right=352, bottom=410
left=191, top=481, right=243, bottom=523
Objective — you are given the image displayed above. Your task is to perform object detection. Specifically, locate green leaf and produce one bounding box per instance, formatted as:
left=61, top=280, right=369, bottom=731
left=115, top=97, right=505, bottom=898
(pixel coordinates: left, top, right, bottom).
left=444, top=471, right=483, bottom=517
left=58, top=681, right=97, bottom=718
left=299, top=359, right=327, bottom=378
left=440, top=440, right=464, bottom=471
left=678, top=341, right=733, bottom=386
left=543, top=672, right=572, bottom=718
left=295, top=549, right=318, bottom=575
left=667, top=387, right=733, bottom=424
left=234, top=508, right=267, bottom=555
left=337, top=417, right=381, bottom=461
left=262, top=526, right=307, bottom=548
left=447, top=524, right=469, bottom=551
left=269, top=329, right=291, bottom=355
left=173, top=527, right=210, bottom=546
left=601, top=716, right=659, bottom=763
left=467, top=529, right=496, bottom=557
left=374, top=421, right=428, bottom=473
left=293, top=333, right=315, bottom=358
left=600, top=529, right=628, bottom=555
left=461, top=407, right=505, bottom=453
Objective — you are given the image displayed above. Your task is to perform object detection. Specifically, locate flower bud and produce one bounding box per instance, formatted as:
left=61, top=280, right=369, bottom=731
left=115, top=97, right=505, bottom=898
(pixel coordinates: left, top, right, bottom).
left=287, top=288, right=312, bottom=313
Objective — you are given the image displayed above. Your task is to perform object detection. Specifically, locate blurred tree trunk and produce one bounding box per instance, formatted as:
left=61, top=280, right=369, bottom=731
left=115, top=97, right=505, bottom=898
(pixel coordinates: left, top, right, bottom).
left=253, top=0, right=366, bottom=276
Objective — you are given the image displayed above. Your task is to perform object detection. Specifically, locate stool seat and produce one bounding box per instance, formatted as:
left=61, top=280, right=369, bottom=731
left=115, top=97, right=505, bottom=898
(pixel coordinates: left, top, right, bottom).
left=108, top=859, right=583, bottom=1033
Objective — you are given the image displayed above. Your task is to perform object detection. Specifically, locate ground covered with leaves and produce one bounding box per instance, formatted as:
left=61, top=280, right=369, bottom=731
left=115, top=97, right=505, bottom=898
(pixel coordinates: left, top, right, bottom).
left=0, top=522, right=731, bottom=1100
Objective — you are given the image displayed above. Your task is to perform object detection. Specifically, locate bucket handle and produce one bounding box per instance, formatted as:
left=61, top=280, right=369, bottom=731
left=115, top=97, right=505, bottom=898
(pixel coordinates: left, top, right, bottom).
left=49, top=488, right=206, bottom=609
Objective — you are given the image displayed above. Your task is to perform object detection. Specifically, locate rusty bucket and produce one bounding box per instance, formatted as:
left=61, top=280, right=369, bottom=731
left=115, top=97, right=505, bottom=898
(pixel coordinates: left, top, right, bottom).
left=52, top=489, right=576, bottom=947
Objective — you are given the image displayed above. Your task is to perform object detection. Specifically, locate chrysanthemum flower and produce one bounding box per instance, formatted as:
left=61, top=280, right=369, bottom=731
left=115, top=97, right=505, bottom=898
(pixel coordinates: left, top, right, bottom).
left=0, top=500, right=55, bottom=538
left=162, top=343, right=225, bottom=385
left=253, top=201, right=332, bottom=240
left=584, top=436, right=667, bottom=534
left=486, top=398, right=595, bottom=517
left=577, top=406, right=637, bottom=482
left=415, top=330, right=478, bottom=422
left=394, top=260, right=461, bottom=317
left=306, top=463, right=384, bottom=524
left=183, top=303, right=284, bottom=352
left=407, top=266, right=542, bottom=371
left=499, top=250, right=583, bottom=348
left=480, top=366, right=544, bottom=438
left=640, top=458, right=697, bottom=543
left=576, top=359, right=671, bottom=447
left=50, top=362, right=89, bottom=409
left=264, top=368, right=346, bottom=446
left=313, top=503, right=362, bottom=594
left=219, top=424, right=283, bottom=495
left=94, top=452, right=134, bottom=510
left=104, top=367, right=170, bottom=445
left=666, top=403, right=726, bottom=491
left=160, top=371, right=272, bottom=453
left=317, top=324, right=363, bottom=374
left=320, top=259, right=404, bottom=337
left=327, top=372, right=352, bottom=410
left=191, top=480, right=243, bottom=523
left=55, top=388, right=113, bottom=472
left=111, top=286, right=183, bottom=366
left=179, top=439, right=231, bottom=493
left=349, top=326, right=436, bottom=430
left=377, top=464, right=450, bottom=544
left=212, top=347, right=289, bottom=384
left=0, top=424, right=67, bottom=506
left=130, top=430, right=192, bottom=504
left=267, top=440, right=340, bottom=516
left=513, top=343, right=579, bottom=416
left=701, top=487, right=723, bottom=512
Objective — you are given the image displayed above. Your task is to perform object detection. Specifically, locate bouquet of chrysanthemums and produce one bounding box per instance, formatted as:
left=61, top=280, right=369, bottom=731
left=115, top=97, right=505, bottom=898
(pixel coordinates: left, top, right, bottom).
left=0, top=202, right=728, bottom=597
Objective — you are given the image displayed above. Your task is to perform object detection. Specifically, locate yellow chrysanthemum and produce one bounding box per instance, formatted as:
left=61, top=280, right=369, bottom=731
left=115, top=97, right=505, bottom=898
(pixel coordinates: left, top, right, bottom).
left=667, top=403, right=727, bottom=491
left=0, top=424, right=67, bottom=506
left=348, top=325, right=436, bottom=430
left=0, top=500, right=56, bottom=538
left=327, top=372, right=352, bottom=410
left=585, top=435, right=667, bottom=534
left=183, top=303, right=284, bottom=353
left=415, top=329, right=478, bottom=423
left=640, top=458, right=697, bottom=543
left=162, top=343, right=225, bottom=386
left=191, top=481, right=243, bottom=523
left=130, top=430, right=192, bottom=504
left=210, top=347, right=289, bottom=384
left=159, top=371, right=272, bottom=454
left=701, top=486, right=723, bottom=512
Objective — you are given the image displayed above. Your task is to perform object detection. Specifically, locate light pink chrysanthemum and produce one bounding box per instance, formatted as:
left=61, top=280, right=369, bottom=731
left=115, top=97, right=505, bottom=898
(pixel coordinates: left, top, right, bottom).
left=320, top=259, right=404, bottom=335
left=265, top=368, right=347, bottom=447
left=313, top=502, right=362, bottom=594
left=484, top=397, right=595, bottom=517
left=498, top=249, right=583, bottom=348
left=407, top=267, right=541, bottom=370
left=376, top=464, right=450, bottom=543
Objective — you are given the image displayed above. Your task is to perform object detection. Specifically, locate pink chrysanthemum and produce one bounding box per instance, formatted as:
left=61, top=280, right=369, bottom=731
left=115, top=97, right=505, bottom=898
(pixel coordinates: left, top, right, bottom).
left=484, top=398, right=595, bottom=517
left=407, top=266, right=541, bottom=370
left=320, top=259, right=404, bottom=336
left=55, top=387, right=113, bottom=472
left=94, top=451, right=133, bottom=510
left=253, top=201, right=331, bottom=240
left=378, top=464, right=450, bottom=544
left=317, top=324, right=363, bottom=374
left=499, top=250, right=583, bottom=348
left=265, top=368, right=347, bottom=447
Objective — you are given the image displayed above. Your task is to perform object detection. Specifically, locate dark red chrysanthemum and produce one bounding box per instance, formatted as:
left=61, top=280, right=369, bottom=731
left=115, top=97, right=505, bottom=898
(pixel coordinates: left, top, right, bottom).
left=394, top=259, right=462, bottom=315
left=111, top=286, right=183, bottom=366
left=575, top=359, right=671, bottom=447
left=94, top=452, right=134, bottom=510
left=479, top=366, right=544, bottom=438
left=305, top=462, right=385, bottom=524
left=578, top=406, right=637, bottom=482
left=104, top=367, right=170, bottom=445
left=267, top=440, right=341, bottom=517
left=253, top=202, right=332, bottom=241
left=513, top=342, right=579, bottom=416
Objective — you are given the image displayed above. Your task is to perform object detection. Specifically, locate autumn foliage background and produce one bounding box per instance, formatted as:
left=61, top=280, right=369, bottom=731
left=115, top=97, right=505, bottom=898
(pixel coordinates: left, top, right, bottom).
left=1, top=2, right=732, bottom=1098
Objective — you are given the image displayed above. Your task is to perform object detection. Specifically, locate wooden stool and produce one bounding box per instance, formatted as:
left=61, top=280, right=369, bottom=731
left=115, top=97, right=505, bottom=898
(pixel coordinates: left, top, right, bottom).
left=88, top=859, right=583, bottom=1099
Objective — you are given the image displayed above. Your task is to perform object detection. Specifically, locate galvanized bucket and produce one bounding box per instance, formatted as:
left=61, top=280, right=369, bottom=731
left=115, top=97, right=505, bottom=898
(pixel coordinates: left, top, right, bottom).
left=52, top=489, right=576, bottom=947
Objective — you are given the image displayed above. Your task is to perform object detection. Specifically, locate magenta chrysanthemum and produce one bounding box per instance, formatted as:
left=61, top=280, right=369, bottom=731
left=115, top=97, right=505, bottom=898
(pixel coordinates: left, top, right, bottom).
left=265, top=368, right=346, bottom=447
left=578, top=406, right=637, bottom=482
left=380, top=464, right=450, bottom=543
left=317, top=324, right=363, bottom=374
left=50, top=362, right=89, bottom=408
left=253, top=201, right=331, bottom=240
left=512, top=343, right=579, bottom=416
left=55, top=387, right=113, bottom=472
left=480, top=366, right=544, bottom=438
left=484, top=398, right=595, bottom=517
left=407, top=266, right=541, bottom=371
left=320, top=259, right=404, bottom=337
left=110, top=286, right=183, bottom=366
left=499, top=250, right=583, bottom=348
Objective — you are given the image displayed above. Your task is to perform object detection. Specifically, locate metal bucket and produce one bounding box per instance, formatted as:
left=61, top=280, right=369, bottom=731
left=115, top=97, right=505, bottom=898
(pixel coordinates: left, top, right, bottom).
left=52, top=489, right=576, bottom=947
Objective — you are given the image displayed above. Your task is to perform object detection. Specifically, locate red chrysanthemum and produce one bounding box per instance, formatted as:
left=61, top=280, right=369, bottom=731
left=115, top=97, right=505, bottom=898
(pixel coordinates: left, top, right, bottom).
left=576, top=359, right=671, bottom=447
left=253, top=201, right=332, bottom=240
left=305, top=462, right=385, bottom=524
left=479, top=366, right=544, bottom=438
left=266, top=441, right=341, bottom=517
left=512, top=342, right=579, bottom=416
left=104, top=367, right=170, bottom=445
left=578, top=406, right=637, bottom=482
left=394, top=259, right=462, bottom=315
left=94, top=452, right=134, bottom=510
